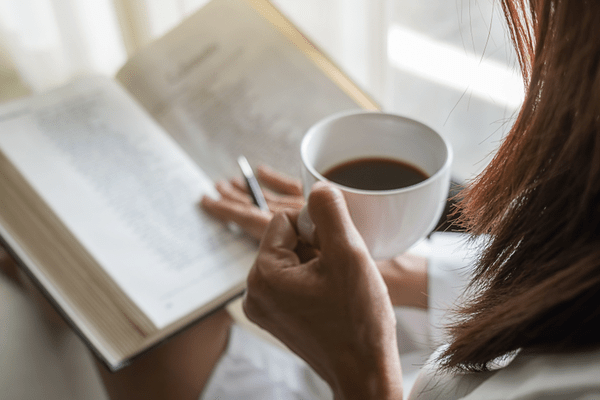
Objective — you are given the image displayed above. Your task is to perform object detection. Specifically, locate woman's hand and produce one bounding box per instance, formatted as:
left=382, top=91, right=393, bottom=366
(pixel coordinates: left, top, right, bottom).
left=201, top=164, right=429, bottom=310
left=377, top=254, right=428, bottom=309
left=243, top=182, right=403, bottom=400
left=201, top=165, right=304, bottom=240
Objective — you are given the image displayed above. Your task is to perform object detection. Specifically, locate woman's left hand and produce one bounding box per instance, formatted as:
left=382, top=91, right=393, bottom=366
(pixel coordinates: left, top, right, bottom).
left=201, top=165, right=429, bottom=311
left=201, top=165, right=304, bottom=240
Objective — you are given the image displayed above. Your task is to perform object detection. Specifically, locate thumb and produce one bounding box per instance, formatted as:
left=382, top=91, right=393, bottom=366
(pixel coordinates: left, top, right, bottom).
left=307, top=182, right=370, bottom=260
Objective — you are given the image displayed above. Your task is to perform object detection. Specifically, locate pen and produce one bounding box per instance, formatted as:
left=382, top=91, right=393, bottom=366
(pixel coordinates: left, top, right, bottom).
left=237, top=155, right=269, bottom=213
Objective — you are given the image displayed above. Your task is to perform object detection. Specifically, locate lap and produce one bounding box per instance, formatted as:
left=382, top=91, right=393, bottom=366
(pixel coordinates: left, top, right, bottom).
left=201, top=307, right=435, bottom=400
left=200, top=324, right=333, bottom=400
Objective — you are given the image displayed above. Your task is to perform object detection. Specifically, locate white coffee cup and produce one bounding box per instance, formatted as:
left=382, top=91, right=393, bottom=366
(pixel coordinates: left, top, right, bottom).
left=298, top=110, right=452, bottom=259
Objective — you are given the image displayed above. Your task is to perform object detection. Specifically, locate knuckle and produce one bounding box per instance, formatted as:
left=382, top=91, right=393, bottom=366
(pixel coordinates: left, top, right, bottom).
left=241, top=293, right=257, bottom=320
left=243, top=276, right=260, bottom=318
left=334, top=240, right=370, bottom=267
left=245, top=258, right=272, bottom=298
left=246, top=263, right=262, bottom=291
left=243, top=257, right=280, bottom=324
left=242, top=290, right=266, bottom=324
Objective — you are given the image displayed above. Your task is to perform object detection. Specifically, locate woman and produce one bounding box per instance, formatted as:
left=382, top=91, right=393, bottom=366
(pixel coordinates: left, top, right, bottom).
left=199, top=0, right=600, bottom=398
left=29, top=0, right=596, bottom=397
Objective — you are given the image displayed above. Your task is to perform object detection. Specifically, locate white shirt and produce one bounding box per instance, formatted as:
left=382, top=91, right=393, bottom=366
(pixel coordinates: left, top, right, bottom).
left=410, top=346, right=600, bottom=399
left=200, top=233, right=600, bottom=400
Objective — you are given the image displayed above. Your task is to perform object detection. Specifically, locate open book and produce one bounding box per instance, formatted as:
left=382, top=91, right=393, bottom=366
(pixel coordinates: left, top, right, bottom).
left=0, top=0, right=376, bottom=370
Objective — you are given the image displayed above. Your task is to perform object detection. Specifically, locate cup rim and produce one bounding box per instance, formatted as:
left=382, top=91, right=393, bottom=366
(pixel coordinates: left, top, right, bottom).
left=301, top=110, right=453, bottom=196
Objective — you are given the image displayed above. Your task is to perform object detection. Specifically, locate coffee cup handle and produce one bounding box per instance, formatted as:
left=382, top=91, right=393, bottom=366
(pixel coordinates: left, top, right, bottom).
left=297, top=205, right=316, bottom=246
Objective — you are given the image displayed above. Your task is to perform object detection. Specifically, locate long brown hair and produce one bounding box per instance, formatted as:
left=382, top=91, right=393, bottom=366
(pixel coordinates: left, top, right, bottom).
left=441, top=0, right=600, bottom=371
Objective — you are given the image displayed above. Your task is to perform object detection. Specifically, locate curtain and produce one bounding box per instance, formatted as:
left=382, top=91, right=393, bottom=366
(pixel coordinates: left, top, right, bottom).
left=0, top=0, right=385, bottom=96
left=0, top=0, right=521, bottom=181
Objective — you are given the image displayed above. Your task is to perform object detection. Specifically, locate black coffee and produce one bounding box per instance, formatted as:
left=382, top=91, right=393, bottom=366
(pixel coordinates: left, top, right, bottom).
left=323, top=157, right=428, bottom=191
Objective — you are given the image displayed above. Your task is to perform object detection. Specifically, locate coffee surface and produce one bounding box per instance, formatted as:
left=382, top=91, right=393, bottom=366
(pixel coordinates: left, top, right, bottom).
left=323, top=157, right=428, bottom=191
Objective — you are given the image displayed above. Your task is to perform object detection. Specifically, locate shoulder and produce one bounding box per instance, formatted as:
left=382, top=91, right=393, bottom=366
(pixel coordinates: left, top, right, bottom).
left=408, top=346, right=600, bottom=400
left=476, top=347, right=600, bottom=399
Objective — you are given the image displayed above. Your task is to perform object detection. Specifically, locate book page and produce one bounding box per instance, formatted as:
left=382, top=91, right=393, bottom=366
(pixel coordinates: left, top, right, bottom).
left=0, top=76, right=255, bottom=328
left=116, top=0, right=363, bottom=181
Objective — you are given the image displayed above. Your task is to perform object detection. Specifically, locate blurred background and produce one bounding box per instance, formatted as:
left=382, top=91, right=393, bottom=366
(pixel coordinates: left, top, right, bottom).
left=0, top=0, right=522, bottom=182
left=0, top=1, right=523, bottom=398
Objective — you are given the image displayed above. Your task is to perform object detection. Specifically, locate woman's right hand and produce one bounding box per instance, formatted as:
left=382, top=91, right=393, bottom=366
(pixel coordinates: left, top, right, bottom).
left=243, top=182, right=404, bottom=399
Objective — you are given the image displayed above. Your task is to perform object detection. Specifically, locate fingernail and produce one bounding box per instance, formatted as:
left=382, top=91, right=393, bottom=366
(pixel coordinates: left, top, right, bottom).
left=200, top=195, right=215, bottom=206
left=312, top=180, right=329, bottom=190
left=216, top=180, right=231, bottom=190
left=311, top=181, right=342, bottom=199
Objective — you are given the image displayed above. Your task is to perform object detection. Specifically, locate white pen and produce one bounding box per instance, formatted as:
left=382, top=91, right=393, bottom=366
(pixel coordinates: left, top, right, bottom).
left=237, top=155, right=269, bottom=213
